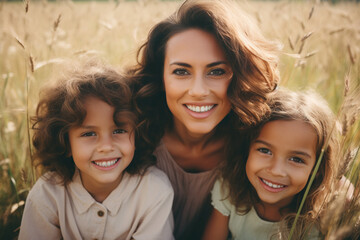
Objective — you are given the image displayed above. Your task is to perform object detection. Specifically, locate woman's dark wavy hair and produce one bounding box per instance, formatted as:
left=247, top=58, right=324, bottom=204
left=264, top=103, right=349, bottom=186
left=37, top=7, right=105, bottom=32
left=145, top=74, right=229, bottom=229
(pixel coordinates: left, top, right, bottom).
left=222, top=88, right=338, bottom=238
left=128, top=0, right=281, bottom=150
left=32, top=59, right=155, bottom=185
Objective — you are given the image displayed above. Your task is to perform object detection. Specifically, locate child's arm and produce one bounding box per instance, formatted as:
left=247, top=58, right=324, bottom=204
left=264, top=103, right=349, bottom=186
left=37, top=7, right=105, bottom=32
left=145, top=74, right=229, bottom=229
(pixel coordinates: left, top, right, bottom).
left=132, top=189, right=174, bottom=240
left=202, top=178, right=232, bottom=240
left=18, top=179, right=61, bottom=240
left=131, top=168, right=175, bottom=240
left=202, top=208, right=229, bottom=240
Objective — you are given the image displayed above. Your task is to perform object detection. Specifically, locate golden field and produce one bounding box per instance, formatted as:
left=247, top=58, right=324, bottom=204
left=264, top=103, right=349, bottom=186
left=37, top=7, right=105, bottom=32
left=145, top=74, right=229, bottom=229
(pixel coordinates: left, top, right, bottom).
left=0, top=0, right=359, bottom=239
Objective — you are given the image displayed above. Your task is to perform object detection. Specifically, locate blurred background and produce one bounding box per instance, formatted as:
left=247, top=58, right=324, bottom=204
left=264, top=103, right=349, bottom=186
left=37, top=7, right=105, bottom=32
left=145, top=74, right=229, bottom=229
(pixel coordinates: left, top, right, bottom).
left=0, top=0, right=359, bottom=239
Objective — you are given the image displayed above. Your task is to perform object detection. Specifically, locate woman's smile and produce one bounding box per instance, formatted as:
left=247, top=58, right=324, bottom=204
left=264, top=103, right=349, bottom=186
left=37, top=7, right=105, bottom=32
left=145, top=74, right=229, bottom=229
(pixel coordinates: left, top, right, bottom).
left=185, top=104, right=215, bottom=113
left=163, top=28, right=232, bottom=135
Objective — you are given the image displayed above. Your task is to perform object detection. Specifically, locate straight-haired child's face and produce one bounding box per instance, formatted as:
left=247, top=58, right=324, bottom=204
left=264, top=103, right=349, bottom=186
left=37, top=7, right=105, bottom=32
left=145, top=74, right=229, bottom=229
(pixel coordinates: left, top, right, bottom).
left=246, top=120, right=317, bottom=211
left=68, top=97, right=135, bottom=198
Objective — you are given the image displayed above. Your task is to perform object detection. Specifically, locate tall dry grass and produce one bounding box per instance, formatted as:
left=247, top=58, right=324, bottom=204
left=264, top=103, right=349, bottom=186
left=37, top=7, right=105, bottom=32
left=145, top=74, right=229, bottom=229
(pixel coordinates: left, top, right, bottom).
left=0, top=0, right=359, bottom=239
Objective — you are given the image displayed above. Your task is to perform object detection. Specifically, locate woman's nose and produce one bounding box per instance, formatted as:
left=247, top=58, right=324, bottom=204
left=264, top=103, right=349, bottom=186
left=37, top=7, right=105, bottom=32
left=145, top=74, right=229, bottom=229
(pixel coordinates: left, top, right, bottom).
left=188, top=73, right=210, bottom=97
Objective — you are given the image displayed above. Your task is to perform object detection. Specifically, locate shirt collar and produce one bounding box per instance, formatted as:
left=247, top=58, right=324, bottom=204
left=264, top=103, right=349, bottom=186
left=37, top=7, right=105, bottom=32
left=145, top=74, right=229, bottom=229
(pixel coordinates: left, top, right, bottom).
left=102, top=172, right=141, bottom=216
left=67, top=170, right=96, bottom=214
left=68, top=169, right=141, bottom=216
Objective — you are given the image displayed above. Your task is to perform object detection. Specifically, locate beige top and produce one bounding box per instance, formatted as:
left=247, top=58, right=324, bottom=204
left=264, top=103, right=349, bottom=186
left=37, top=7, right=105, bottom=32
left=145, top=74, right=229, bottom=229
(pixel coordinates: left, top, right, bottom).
left=154, top=141, right=219, bottom=240
left=19, top=166, right=174, bottom=240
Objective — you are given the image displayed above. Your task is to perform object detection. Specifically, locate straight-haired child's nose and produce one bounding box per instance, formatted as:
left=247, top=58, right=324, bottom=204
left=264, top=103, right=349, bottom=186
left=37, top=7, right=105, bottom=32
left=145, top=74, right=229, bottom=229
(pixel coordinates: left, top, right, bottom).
left=267, top=157, right=286, bottom=177
left=188, top=73, right=210, bottom=97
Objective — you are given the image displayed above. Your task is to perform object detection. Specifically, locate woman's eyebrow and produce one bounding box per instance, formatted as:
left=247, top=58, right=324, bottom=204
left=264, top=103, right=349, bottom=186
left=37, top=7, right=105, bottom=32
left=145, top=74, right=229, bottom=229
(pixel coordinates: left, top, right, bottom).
left=169, top=61, right=228, bottom=68
left=169, top=62, right=191, bottom=67
left=207, top=61, right=228, bottom=68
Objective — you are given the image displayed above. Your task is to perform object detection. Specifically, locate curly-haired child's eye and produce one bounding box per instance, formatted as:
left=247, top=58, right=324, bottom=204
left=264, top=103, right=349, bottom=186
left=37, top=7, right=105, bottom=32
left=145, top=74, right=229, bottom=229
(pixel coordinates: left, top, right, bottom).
left=81, top=132, right=96, bottom=137
left=257, top=148, right=271, bottom=155
left=113, top=129, right=126, bottom=134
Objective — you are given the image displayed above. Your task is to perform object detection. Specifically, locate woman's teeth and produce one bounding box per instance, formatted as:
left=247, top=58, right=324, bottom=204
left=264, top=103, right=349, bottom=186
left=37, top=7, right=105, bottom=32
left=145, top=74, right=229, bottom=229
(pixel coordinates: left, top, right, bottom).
left=262, top=179, right=285, bottom=189
left=186, top=105, right=214, bottom=113
left=93, top=159, right=119, bottom=167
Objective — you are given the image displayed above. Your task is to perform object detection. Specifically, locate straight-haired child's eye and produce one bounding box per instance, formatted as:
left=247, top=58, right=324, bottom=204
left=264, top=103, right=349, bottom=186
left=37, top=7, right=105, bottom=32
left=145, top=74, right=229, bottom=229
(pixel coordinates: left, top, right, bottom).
left=81, top=131, right=96, bottom=137
left=173, top=68, right=189, bottom=76
left=289, top=157, right=305, bottom=164
left=257, top=148, right=271, bottom=155
left=113, top=129, right=127, bottom=134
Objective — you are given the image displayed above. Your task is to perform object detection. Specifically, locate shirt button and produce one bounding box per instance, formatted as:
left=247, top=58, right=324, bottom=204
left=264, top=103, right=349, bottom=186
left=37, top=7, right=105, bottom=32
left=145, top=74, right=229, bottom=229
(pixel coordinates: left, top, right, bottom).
left=97, top=210, right=104, bottom=217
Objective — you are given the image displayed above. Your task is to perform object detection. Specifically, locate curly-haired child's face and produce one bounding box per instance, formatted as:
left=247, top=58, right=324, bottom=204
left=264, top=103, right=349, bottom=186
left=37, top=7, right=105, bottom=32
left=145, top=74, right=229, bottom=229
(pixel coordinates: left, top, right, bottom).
left=163, top=28, right=233, bottom=136
left=68, top=97, right=135, bottom=198
left=246, top=120, right=317, bottom=213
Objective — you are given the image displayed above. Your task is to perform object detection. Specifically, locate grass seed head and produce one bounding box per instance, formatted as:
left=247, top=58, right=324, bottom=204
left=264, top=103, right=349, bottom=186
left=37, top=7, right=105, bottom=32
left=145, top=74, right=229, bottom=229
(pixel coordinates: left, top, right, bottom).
left=347, top=45, right=355, bottom=65
left=53, top=14, right=62, bottom=32
left=308, top=6, right=314, bottom=20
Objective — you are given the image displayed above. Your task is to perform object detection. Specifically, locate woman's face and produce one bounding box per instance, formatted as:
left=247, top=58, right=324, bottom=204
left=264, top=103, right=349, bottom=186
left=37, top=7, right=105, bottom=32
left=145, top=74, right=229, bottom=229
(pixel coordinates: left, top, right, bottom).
left=163, top=28, right=233, bottom=136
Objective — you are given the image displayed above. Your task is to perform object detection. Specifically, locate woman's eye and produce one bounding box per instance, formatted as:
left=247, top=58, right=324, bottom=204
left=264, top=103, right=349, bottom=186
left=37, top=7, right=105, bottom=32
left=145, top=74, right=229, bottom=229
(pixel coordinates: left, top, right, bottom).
left=209, top=68, right=226, bottom=76
left=257, top=148, right=271, bottom=155
left=113, top=129, right=126, bottom=134
left=290, top=157, right=305, bottom=164
left=81, top=132, right=96, bottom=137
left=173, top=68, right=189, bottom=76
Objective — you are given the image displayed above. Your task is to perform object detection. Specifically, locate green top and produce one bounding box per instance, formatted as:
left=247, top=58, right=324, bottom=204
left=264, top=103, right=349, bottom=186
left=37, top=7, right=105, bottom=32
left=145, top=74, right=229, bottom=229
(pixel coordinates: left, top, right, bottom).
left=211, top=179, right=320, bottom=240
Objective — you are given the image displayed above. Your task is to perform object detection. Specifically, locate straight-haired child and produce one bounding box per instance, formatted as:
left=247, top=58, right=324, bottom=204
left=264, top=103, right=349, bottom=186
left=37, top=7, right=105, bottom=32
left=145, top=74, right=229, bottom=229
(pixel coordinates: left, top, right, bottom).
left=203, top=88, right=338, bottom=239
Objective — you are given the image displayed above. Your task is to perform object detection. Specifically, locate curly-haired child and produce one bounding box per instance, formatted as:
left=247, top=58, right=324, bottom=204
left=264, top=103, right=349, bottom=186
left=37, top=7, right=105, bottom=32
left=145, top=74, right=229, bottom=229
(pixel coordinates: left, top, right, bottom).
left=19, top=60, right=174, bottom=240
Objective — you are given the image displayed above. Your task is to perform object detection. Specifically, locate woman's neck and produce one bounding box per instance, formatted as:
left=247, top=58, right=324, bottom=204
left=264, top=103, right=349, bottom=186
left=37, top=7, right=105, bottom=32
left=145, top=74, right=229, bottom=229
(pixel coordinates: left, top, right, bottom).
left=163, top=124, right=225, bottom=172
left=170, top=117, right=224, bottom=147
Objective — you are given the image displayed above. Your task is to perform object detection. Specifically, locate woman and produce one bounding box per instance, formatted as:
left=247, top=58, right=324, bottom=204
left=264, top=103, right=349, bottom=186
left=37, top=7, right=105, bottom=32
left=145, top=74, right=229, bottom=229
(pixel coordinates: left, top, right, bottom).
left=129, top=0, right=280, bottom=239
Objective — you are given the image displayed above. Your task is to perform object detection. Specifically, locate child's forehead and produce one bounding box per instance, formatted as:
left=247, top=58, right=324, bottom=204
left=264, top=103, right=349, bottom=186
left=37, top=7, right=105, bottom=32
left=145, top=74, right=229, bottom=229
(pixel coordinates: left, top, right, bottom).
left=257, top=120, right=318, bottom=147
left=82, top=97, right=114, bottom=117
left=80, top=96, right=109, bottom=111
left=80, top=96, right=134, bottom=126
left=260, top=120, right=315, bottom=135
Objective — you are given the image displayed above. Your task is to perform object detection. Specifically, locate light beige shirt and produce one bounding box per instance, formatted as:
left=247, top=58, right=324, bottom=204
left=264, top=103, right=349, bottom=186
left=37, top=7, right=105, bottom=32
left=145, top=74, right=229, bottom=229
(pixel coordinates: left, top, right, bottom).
left=154, top=141, right=219, bottom=240
left=19, top=166, right=174, bottom=240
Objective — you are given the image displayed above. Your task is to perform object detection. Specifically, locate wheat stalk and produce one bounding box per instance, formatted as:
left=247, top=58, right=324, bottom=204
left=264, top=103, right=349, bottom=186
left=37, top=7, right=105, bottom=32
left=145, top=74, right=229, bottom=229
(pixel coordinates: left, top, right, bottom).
left=308, top=6, right=314, bottom=20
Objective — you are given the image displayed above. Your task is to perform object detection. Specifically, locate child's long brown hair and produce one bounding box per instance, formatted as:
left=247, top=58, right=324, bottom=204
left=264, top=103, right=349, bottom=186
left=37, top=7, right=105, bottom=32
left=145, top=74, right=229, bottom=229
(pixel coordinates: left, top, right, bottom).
left=222, top=88, right=338, bottom=238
